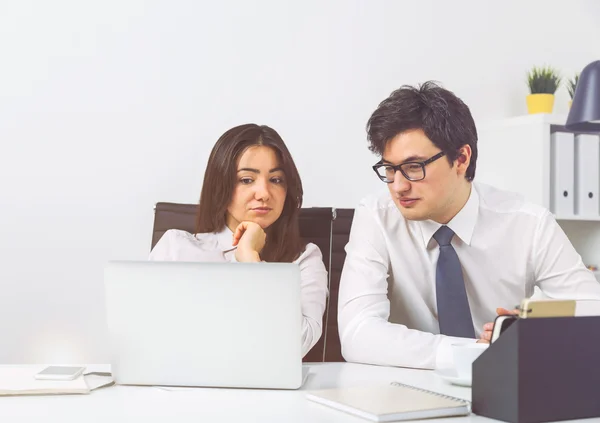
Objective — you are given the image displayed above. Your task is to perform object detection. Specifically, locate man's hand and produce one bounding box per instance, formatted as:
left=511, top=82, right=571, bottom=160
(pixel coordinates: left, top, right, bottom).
left=233, top=221, right=266, bottom=262
left=478, top=307, right=519, bottom=343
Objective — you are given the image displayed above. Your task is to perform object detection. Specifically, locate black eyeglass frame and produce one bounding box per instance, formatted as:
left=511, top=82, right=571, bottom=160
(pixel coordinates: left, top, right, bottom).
left=372, top=151, right=446, bottom=183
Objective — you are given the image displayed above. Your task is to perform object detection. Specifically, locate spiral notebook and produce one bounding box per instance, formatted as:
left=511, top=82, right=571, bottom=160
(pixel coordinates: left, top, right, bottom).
left=306, top=382, right=470, bottom=422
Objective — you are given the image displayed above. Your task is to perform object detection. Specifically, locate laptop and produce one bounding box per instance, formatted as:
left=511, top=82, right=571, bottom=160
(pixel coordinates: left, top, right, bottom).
left=104, top=260, right=306, bottom=389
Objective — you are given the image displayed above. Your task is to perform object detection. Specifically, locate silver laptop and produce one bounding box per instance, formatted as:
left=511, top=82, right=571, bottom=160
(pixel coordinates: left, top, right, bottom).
left=104, top=261, right=305, bottom=389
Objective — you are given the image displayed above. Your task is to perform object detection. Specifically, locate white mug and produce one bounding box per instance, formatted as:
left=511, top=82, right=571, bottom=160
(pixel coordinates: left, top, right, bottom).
left=452, top=343, right=489, bottom=379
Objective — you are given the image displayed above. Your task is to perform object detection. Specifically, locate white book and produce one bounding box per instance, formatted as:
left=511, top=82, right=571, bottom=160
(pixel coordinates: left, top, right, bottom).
left=0, top=367, right=113, bottom=396
left=306, top=382, right=470, bottom=422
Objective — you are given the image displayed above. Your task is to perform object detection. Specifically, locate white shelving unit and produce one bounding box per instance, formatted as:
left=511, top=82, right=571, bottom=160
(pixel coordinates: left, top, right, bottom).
left=477, top=113, right=600, bottom=272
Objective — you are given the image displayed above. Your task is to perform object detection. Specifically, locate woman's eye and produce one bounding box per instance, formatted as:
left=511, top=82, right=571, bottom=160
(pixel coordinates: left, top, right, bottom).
left=240, top=178, right=253, bottom=185
left=271, top=177, right=284, bottom=184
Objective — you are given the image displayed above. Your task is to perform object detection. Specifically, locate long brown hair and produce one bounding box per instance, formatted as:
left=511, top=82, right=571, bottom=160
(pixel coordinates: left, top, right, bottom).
left=195, top=124, right=305, bottom=262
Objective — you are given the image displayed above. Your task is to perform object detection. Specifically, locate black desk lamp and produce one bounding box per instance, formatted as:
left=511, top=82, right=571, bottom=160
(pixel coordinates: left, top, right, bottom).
left=565, top=60, right=600, bottom=131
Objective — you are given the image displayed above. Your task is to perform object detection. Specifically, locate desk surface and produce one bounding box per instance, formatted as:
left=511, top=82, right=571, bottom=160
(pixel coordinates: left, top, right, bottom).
left=1, top=362, right=599, bottom=422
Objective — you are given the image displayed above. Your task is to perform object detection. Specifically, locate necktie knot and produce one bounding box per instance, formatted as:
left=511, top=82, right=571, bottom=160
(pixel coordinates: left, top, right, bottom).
left=433, top=225, right=455, bottom=247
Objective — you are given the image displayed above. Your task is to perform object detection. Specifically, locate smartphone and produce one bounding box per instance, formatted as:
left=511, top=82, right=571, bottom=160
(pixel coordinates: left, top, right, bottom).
left=34, top=366, right=86, bottom=381
left=519, top=299, right=576, bottom=318
left=490, top=314, right=518, bottom=343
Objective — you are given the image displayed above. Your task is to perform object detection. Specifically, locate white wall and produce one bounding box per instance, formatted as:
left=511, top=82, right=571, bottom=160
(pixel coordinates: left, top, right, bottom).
left=1, top=0, right=599, bottom=363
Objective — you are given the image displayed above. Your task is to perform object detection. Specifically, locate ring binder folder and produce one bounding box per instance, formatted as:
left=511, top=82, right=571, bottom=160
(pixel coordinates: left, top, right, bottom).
left=574, top=134, right=600, bottom=216
left=550, top=131, right=575, bottom=217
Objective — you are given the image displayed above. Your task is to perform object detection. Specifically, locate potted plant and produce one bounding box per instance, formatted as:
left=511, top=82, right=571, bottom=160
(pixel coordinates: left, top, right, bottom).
left=567, top=73, right=579, bottom=108
left=526, top=65, right=561, bottom=114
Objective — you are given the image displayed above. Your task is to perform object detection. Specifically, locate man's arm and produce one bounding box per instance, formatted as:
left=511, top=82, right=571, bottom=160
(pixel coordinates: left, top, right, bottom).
left=337, top=204, right=473, bottom=370
left=534, top=210, right=600, bottom=299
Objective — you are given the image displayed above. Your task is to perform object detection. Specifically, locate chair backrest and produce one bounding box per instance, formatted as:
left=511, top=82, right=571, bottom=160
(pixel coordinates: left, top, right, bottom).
left=325, top=208, right=355, bottom=362
left=294, top=207, right=333, bottom=362
left=152, top=203, right=197, bottom=249
left=151, top=202, right=352, bottom=362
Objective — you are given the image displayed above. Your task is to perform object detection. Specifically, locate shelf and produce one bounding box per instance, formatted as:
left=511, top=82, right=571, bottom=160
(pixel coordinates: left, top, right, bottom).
left=478, top=113, right=568, bottom=130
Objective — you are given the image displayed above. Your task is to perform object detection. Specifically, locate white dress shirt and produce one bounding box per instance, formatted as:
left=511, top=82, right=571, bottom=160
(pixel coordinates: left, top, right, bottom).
left=149, top=227, right=328, bottom=357
left=338, top=182, right=600, bottom=370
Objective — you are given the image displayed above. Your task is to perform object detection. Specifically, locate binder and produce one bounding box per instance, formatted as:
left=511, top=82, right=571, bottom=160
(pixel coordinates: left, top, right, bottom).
left=550, top=131, right=575, bottom=217
left=574, top=134, right=600, bottom=216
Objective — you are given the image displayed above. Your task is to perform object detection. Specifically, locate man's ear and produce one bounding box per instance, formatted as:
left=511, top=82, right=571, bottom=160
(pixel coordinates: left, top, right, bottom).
left=455, top=145, right=471, bottom=174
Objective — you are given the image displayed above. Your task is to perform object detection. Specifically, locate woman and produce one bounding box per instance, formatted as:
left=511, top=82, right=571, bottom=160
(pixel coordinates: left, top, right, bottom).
left=149, top=123, right=328, bottom=357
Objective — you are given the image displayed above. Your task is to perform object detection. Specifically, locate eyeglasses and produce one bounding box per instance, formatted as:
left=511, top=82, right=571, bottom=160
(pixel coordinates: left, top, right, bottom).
left=372, top=151, right=445, bottom=183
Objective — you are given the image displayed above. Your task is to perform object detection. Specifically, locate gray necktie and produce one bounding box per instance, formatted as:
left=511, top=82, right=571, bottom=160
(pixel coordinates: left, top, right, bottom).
left=433, top=225, right=475, bottom=338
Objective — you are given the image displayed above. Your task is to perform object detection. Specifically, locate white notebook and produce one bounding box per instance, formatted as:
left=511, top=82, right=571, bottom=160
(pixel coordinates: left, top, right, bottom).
left=0, top=367, right=114, bottom=396
left=306, top=382, right=470, bottom=422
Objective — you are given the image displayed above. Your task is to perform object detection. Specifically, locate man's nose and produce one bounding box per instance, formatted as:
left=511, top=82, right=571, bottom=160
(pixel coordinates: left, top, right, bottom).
left=390, top=170, right=411, bottom=193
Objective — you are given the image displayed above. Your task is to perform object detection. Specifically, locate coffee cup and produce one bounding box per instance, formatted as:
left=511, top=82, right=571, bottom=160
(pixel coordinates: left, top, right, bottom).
left=452, top=342, right=489, bottom=379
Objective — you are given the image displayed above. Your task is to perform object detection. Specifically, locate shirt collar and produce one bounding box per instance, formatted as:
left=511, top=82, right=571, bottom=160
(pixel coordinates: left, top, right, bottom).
left=418, top=184, right=479, bottom=248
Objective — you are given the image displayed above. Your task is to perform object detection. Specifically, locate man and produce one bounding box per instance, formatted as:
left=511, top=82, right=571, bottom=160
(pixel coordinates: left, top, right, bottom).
left=338, top=81, right=600, bottom=370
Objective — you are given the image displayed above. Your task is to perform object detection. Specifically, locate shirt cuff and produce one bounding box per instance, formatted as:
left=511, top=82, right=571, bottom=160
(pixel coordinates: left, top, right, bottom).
left=435, top=335, right=478, bottom=370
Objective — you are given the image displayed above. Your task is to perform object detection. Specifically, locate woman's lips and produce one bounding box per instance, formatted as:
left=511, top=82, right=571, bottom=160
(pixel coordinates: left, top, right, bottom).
left=251, top=207, right=272, bottom=215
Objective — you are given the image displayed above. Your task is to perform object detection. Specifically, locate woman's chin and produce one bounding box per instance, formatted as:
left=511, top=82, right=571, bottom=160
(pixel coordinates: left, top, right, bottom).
left=246, top=216, right=278, bottom=230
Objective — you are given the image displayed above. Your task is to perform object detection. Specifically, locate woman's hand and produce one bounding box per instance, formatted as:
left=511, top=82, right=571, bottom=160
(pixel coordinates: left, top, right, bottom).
left=233, top=221, right=266, bottom=262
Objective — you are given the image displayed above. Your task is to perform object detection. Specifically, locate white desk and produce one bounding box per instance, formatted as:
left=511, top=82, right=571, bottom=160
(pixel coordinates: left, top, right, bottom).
left=1, top=362, right=599, bottom=422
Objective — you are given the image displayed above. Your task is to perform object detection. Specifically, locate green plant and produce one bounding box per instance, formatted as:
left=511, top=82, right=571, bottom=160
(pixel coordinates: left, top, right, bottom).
left=567, top=73, right=580, bottom=99
left=526, top=65, right=561, bottom=94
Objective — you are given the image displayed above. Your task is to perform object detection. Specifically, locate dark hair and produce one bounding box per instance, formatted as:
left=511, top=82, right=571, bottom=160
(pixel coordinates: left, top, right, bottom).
left=366, top=81, right=478, bottom=181
left=195, top=124, right=305, bottom=262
